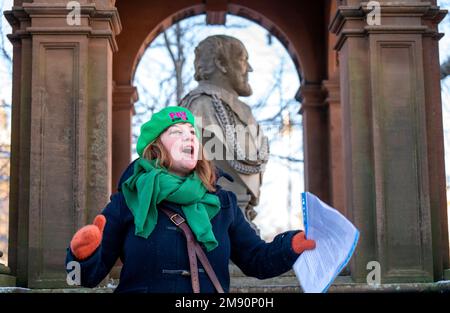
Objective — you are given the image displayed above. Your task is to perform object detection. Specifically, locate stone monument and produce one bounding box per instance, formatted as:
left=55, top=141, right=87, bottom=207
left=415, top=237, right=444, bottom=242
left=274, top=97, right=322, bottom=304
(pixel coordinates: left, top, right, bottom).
left=180, top=35, right=269, bottom=225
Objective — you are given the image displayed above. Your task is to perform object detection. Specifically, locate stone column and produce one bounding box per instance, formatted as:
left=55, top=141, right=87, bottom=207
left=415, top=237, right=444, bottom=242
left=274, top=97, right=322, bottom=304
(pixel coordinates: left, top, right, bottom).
left=421, top=2, right=450, bottom=280
left=112, top=84, right=137, bottom=191
left=322, top=77, right=345, bottom=216
left=330, top=1, right=448, bottom=283
left=4, top=0, right=121, bottom=288
left=298, top=84, right=330, bottom=204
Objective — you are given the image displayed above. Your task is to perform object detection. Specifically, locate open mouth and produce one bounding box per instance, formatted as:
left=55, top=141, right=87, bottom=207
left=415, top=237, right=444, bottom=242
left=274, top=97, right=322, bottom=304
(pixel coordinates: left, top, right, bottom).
left=181, top=145, right=194, bottom=158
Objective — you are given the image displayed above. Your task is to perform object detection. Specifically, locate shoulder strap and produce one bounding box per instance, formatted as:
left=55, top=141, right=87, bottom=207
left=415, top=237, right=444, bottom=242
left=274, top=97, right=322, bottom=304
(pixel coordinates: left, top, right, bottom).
left=160, top=208, right=224, bottom=293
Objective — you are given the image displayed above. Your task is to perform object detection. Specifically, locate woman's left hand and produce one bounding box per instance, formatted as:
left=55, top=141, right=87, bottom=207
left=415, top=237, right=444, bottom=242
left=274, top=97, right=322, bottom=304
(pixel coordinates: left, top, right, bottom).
left=291, top=231, right=316, bottom=254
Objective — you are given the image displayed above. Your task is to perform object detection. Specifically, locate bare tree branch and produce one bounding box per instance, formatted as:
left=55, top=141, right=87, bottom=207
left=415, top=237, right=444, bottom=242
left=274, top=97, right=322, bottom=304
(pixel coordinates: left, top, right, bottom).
left=0, top=8, right=12, bottom=65
left=163, top=30, right=177, bottom=69
left=174, top=23, right=185, bottom=103
left=441, top=57, right=450, bottom=80
left=257, top=101, right=292, bottom=125
left=132, top=16, right=305, bottom=182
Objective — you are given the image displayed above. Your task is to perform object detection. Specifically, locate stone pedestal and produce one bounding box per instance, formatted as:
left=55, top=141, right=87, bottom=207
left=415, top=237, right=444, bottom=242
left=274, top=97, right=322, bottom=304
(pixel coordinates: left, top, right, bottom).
left=330, top=1, right=449, bottom=283
left=4, top=1, right=121, bottom=288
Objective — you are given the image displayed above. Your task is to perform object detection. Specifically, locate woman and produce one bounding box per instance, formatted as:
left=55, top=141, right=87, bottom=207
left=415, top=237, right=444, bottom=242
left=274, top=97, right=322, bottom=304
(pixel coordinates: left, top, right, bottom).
left=65, top=106, right=315, bottom=293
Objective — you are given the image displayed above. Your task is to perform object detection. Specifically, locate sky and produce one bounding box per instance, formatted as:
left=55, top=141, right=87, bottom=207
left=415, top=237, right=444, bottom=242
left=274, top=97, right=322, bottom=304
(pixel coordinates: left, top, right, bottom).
left=439, top=0, right=450, bottom=186
left=0, top=0, right=12, bottom=140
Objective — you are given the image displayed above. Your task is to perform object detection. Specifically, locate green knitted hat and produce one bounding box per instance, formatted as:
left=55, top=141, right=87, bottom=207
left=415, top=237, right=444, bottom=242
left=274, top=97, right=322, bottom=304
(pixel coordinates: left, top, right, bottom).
left=136, top=106, right=199, bottom=157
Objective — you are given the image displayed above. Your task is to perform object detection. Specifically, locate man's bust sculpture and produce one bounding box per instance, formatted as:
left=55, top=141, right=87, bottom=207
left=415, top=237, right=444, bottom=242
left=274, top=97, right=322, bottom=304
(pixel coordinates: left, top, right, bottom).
left=180, top=35, right=269, bottom=225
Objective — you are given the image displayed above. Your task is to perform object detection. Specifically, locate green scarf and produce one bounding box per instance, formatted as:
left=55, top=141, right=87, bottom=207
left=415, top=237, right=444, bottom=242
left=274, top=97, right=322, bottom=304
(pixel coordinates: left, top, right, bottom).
left=121, top=158, right=221, bottom=251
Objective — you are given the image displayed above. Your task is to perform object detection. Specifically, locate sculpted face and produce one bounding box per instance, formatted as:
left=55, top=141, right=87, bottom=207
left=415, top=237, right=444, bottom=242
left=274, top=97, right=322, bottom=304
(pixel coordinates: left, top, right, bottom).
left=227, top=43, right=253, bottom=97
left=193, top=36, right=254, bottom=96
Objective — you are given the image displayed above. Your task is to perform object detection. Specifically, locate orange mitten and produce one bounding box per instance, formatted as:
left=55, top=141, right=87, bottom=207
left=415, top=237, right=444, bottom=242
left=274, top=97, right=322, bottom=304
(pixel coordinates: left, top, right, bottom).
left=70, top=215, right=106, bottom=260
left=291, top=231, right=316, bottom=254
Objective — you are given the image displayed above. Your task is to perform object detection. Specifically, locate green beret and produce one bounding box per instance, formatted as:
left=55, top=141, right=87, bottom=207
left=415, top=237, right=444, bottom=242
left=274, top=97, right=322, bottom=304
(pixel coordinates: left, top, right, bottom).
left=136, top=106, right=199, bottom=157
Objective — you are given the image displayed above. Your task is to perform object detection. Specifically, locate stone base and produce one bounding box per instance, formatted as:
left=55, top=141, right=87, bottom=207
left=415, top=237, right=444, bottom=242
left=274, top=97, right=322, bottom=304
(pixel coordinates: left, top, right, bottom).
left=228, top=264, right=450, bottom=293
left=1, top=263, right=449, bottom=293
left=230, top=282, right=450, bottom=293
left=328, top=281, right=450, bottom=293
left=0, top=287, right=113, bottom=293
left=1, top=280, right=449, bottom=293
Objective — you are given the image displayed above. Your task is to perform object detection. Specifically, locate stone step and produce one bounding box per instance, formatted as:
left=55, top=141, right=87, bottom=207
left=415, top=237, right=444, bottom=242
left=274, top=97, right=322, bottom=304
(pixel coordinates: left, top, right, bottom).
left=229, top=263, right=450, bottom=293
left=2, top=262, right=450, bottom=293
left=228, top=263, right=296, bottom=277
left=1, top=280, right=450, bottom=293
left=229, top=263, right=300, bottom=292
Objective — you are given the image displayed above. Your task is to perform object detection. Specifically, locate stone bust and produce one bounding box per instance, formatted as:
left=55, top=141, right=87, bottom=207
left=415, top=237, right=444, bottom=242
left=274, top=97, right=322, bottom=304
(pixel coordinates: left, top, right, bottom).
left=180, top=35, right=269, bottom=226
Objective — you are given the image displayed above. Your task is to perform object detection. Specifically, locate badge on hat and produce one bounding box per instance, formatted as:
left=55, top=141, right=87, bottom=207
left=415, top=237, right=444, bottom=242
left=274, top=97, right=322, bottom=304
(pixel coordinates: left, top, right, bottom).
left=169, top=111, right=188, bottom=122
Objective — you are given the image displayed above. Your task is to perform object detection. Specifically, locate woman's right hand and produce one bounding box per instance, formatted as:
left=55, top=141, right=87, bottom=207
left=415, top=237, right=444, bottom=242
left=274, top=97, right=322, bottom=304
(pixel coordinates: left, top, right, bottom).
left=291, top=231, right=316, bottom=254
left=70, top=215, right=106, bottom=260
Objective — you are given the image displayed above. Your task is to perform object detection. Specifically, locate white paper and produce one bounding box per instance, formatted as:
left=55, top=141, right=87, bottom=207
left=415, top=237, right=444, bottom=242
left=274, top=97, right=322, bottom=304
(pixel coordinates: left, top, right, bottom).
left=293, top=192, right=359, bottom=293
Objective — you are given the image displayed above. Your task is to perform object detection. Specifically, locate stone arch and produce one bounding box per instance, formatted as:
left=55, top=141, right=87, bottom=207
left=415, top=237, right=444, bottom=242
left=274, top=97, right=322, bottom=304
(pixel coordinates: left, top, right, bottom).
left=113, top=1, right=327, bottom=86
left=112, top=0, right=331, bottom=204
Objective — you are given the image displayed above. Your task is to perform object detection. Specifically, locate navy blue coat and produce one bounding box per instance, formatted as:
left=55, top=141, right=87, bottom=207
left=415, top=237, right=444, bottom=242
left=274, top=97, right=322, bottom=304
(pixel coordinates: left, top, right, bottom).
left=65, top=161, right=301, bottom=293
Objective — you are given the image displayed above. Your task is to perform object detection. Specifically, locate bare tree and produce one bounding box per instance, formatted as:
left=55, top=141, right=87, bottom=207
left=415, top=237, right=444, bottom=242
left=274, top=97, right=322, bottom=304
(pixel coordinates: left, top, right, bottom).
left=441, top=57, right=450, bottom=80
left=133, top=15, right=304, bottom=167
left=0, top=0, right=12, bottom=189
left=0, top=0, right=12, bottom=263
left=132, top=17, right=251, bottom=148
left=439, top=0, right=450, bottom=186
left=132, top=16, right=305, bottom=240
left=133, top=20, right=196, bottom=122
left=0, top=2, right=11, bottom=65
left=163, top=23, right=186, bottom=104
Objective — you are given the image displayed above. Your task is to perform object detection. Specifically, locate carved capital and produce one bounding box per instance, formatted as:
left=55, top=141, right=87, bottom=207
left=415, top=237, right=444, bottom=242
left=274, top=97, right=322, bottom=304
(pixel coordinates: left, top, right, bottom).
left=113, top=84, right=138, bottom=113
left=5, top=2, right=122, bottom=51
left=297, top=83, right=327, bottom=114
left=322, top=78, right=341, bottom=106
left=329, top=2, right=447, bottom=50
